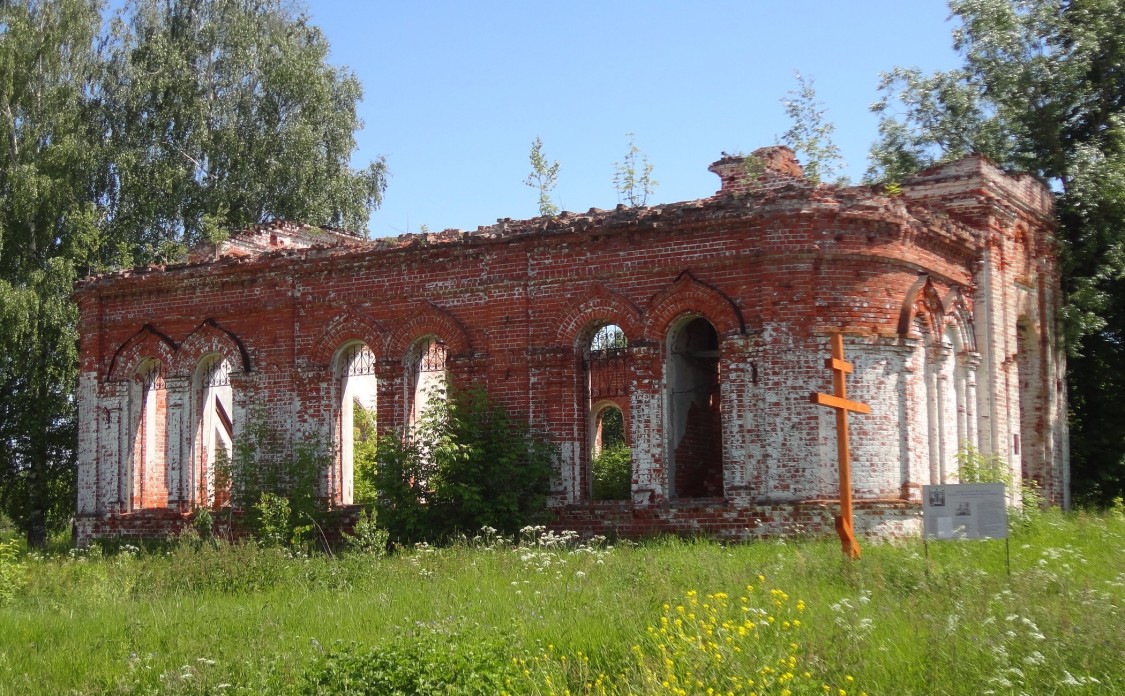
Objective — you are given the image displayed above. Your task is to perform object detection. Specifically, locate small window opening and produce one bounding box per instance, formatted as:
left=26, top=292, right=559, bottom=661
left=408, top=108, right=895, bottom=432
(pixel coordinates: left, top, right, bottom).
left=591, top=405, right=631, bottom=500
left=408, top=336, right=448, bottom=431
left=666, top=317, right=723, bottom=498
left=199, top=356, right=234, bottom=507
left=339, top=343, right=377, bottom=505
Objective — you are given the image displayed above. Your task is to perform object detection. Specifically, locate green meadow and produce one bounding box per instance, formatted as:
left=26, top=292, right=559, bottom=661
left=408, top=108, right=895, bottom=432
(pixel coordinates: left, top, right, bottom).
left=1, top=509, right=1122, bottom=695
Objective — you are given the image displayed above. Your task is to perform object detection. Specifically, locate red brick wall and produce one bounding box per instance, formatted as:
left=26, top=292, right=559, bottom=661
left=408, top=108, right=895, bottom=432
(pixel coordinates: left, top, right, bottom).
left=73, top=148, right=1066, bottom=543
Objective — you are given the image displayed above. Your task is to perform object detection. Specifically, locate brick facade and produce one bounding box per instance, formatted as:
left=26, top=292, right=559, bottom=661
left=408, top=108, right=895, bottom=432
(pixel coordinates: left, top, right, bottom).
left=73, top=147, right=1068, bottom=544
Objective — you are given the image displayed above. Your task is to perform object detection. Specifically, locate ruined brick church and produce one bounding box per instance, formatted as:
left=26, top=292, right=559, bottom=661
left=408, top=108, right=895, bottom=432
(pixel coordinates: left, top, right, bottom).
left=73, top=147, right=1068, bottom=544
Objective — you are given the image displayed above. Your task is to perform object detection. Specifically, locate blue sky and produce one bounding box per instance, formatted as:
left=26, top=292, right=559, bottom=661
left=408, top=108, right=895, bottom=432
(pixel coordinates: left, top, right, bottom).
left=304, top=1, right=962, bottom=237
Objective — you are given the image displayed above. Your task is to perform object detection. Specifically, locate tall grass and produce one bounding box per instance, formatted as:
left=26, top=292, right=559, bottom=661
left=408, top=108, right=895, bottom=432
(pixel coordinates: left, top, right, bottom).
left=0, top=510, right=1121, bottom=694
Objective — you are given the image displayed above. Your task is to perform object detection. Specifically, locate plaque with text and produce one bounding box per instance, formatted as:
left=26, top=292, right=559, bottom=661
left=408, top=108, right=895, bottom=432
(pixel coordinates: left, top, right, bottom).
left=923, top=483, right=1008, bottom=540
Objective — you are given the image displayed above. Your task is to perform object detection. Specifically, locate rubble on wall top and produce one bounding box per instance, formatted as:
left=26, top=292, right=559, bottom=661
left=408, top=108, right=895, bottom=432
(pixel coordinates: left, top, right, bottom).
left=74, top=146, right=1052, bottom=290
left=187, top=220, right=369, bottom=263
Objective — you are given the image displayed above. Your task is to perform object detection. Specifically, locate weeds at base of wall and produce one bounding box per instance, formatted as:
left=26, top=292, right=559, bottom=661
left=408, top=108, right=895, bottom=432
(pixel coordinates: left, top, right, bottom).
left=591, top=443, right=632, bottom=501
left=341, top=508, right=389, bottom=555
left=214, top=406, right=331, bottom=549
left=370, top=384, right=555, bottom=546
left=954, top=444, right=1047, bottom=530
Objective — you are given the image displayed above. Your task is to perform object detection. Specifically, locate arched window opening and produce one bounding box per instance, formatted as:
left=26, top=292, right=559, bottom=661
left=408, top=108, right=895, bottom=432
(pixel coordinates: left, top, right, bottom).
left=407, top=336, right=448, bottom=433
left=585, top=324, right=630, bottom=501
left=129, top=360, right=167, bottom=509
left=1016, top=316, right=1040, bottom=485
left=338, top=342, right=377, bottom=505
left=946, top=322, right=981, bottom=481
left=935, top=324, right=958, bottom=482
left=587, top=324, right=628, bottom=399
left=197, top=356, right=234, bottom=507
left=906, top=316, right=933, bottom=493
left=591, top=404, right=631, bottom=500
left=917, top=317, right=944, bottom=485
left=666, top=316, right=723, bottom=498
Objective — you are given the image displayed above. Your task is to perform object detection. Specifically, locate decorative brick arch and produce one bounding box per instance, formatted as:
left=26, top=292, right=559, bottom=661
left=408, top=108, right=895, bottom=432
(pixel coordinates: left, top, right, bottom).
left=897, top=275, right=946, bottom=338
left=941, top=287, right=977, bottom=353
left=171, top=320, right=251, bottom=377
left=107, top=325, right=177, bottom=382
left=642, top=271, right=744, bottom=341
left=553, top=283, right=643, bottom=348
left=308, top=307, right=389, bottom=369
left=388, top=301, right=470, bottom=358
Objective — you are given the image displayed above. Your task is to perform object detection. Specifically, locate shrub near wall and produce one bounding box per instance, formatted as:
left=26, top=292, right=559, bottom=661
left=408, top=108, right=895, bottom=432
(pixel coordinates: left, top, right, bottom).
left=371, top=385, right=554, bottom=544
left=215, top=408, right=331, bottom=548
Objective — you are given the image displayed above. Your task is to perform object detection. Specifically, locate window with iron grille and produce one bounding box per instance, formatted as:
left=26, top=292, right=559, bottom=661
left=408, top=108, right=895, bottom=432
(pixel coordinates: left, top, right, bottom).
left=203, top=358, right=231, bottom=387
left=587, top=324, right=628, bottom=399
left=412, top=337, right=447, bottom=374
left=342, top=343, right=376, bottom=376
left=139, top=362, right=164, bottom=391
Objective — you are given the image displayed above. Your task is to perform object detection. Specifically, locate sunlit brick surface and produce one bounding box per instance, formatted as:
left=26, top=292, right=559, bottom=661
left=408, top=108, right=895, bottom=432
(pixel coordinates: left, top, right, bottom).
left=73, top=148, right=1067, bottom=544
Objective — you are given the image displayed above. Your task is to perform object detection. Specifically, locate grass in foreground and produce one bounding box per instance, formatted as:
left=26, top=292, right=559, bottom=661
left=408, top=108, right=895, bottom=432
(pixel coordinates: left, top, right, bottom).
left=0, top=511, right=1122, bottom=695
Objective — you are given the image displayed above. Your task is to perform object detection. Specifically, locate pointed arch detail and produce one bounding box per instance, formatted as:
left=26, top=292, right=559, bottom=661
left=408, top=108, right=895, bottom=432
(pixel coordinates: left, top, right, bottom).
left=171, top=320, right=251, bottom=377
left=388, top=301, right=470, bottom=357
left=553, top=283, right=643, bottom=347
left=308, top=307, right=389, bottom=368
left=941, top=287, right=977, bottom=353
left=642, top=271, right=744, bottom=341
left=897, top=275, right=945, bottom=338
left=108, top=325, right=178, bottom=382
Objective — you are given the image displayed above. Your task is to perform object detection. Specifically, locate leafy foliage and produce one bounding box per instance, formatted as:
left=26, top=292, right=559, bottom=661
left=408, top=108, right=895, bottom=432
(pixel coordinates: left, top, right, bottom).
left=341, top=508, right=388, bottom=555
left=612, top=132, right=657, bottom=207
left=216, top=408, right=330, bottom=548
left=780, top=71, right=846, bottom=184
left=0, top=541, right=27, bottom=606
left=867, top=0, right=1125, bottom=505
left=374, top=384, right=555, bottom=545
left=299, top=623, right=520, bottom=696
left=101, top=0, right=387, bottom=256
left=352, top=406, right=379, bottom=505
left=524, top=136, right=560, bottom=217
left=0, top=260, right=79, bottom=546
left=0, top=0, right=385, bottom=545
left=592, top=443, right=632, bottom=501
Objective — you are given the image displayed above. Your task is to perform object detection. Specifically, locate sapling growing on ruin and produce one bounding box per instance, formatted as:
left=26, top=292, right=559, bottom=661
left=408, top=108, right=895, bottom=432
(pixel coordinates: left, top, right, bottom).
left=780, top=72, right=846, bottom=185
left=613, top=133, right=658, bottom=206
left=525, top=136, right=561, bottom=217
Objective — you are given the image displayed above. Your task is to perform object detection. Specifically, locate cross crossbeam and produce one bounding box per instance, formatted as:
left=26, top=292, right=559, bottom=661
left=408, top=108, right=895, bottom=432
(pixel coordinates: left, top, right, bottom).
left=810, top=333, right=869, bottom=559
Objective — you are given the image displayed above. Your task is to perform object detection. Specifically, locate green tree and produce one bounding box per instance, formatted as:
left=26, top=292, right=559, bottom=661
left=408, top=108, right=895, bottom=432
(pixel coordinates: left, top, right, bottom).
left=0, top=0, right=388, bottom=546
left=525, top=136, right=560, bottom=217
left=0, top=0, right=104, bottom=546
left=102, top=0, right=387, bottom=259
left=612, top=132, right=657, bottom=207
left=867, top=0, right=1125, bottom=504
left=780, top=72, right=846, bottom=184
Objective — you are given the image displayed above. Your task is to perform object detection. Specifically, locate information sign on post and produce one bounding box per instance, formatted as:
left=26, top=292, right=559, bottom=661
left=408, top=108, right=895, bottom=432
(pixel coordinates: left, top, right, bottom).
left=922, top=483, right=1008, bottom=540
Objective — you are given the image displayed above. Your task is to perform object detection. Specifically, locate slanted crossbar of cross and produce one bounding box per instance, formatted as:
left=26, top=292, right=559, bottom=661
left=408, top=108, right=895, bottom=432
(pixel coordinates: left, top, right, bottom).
left=810, top=333, right=870, bottom=559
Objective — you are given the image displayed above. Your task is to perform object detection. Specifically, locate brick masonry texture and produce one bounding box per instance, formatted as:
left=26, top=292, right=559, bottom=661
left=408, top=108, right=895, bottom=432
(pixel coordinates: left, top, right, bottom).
left=72, top=146, right=1068, bottom=544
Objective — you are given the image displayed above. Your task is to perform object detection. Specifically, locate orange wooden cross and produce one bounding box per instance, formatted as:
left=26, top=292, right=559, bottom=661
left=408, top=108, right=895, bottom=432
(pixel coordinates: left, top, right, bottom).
left=810, top=333, right=870, bottom=559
